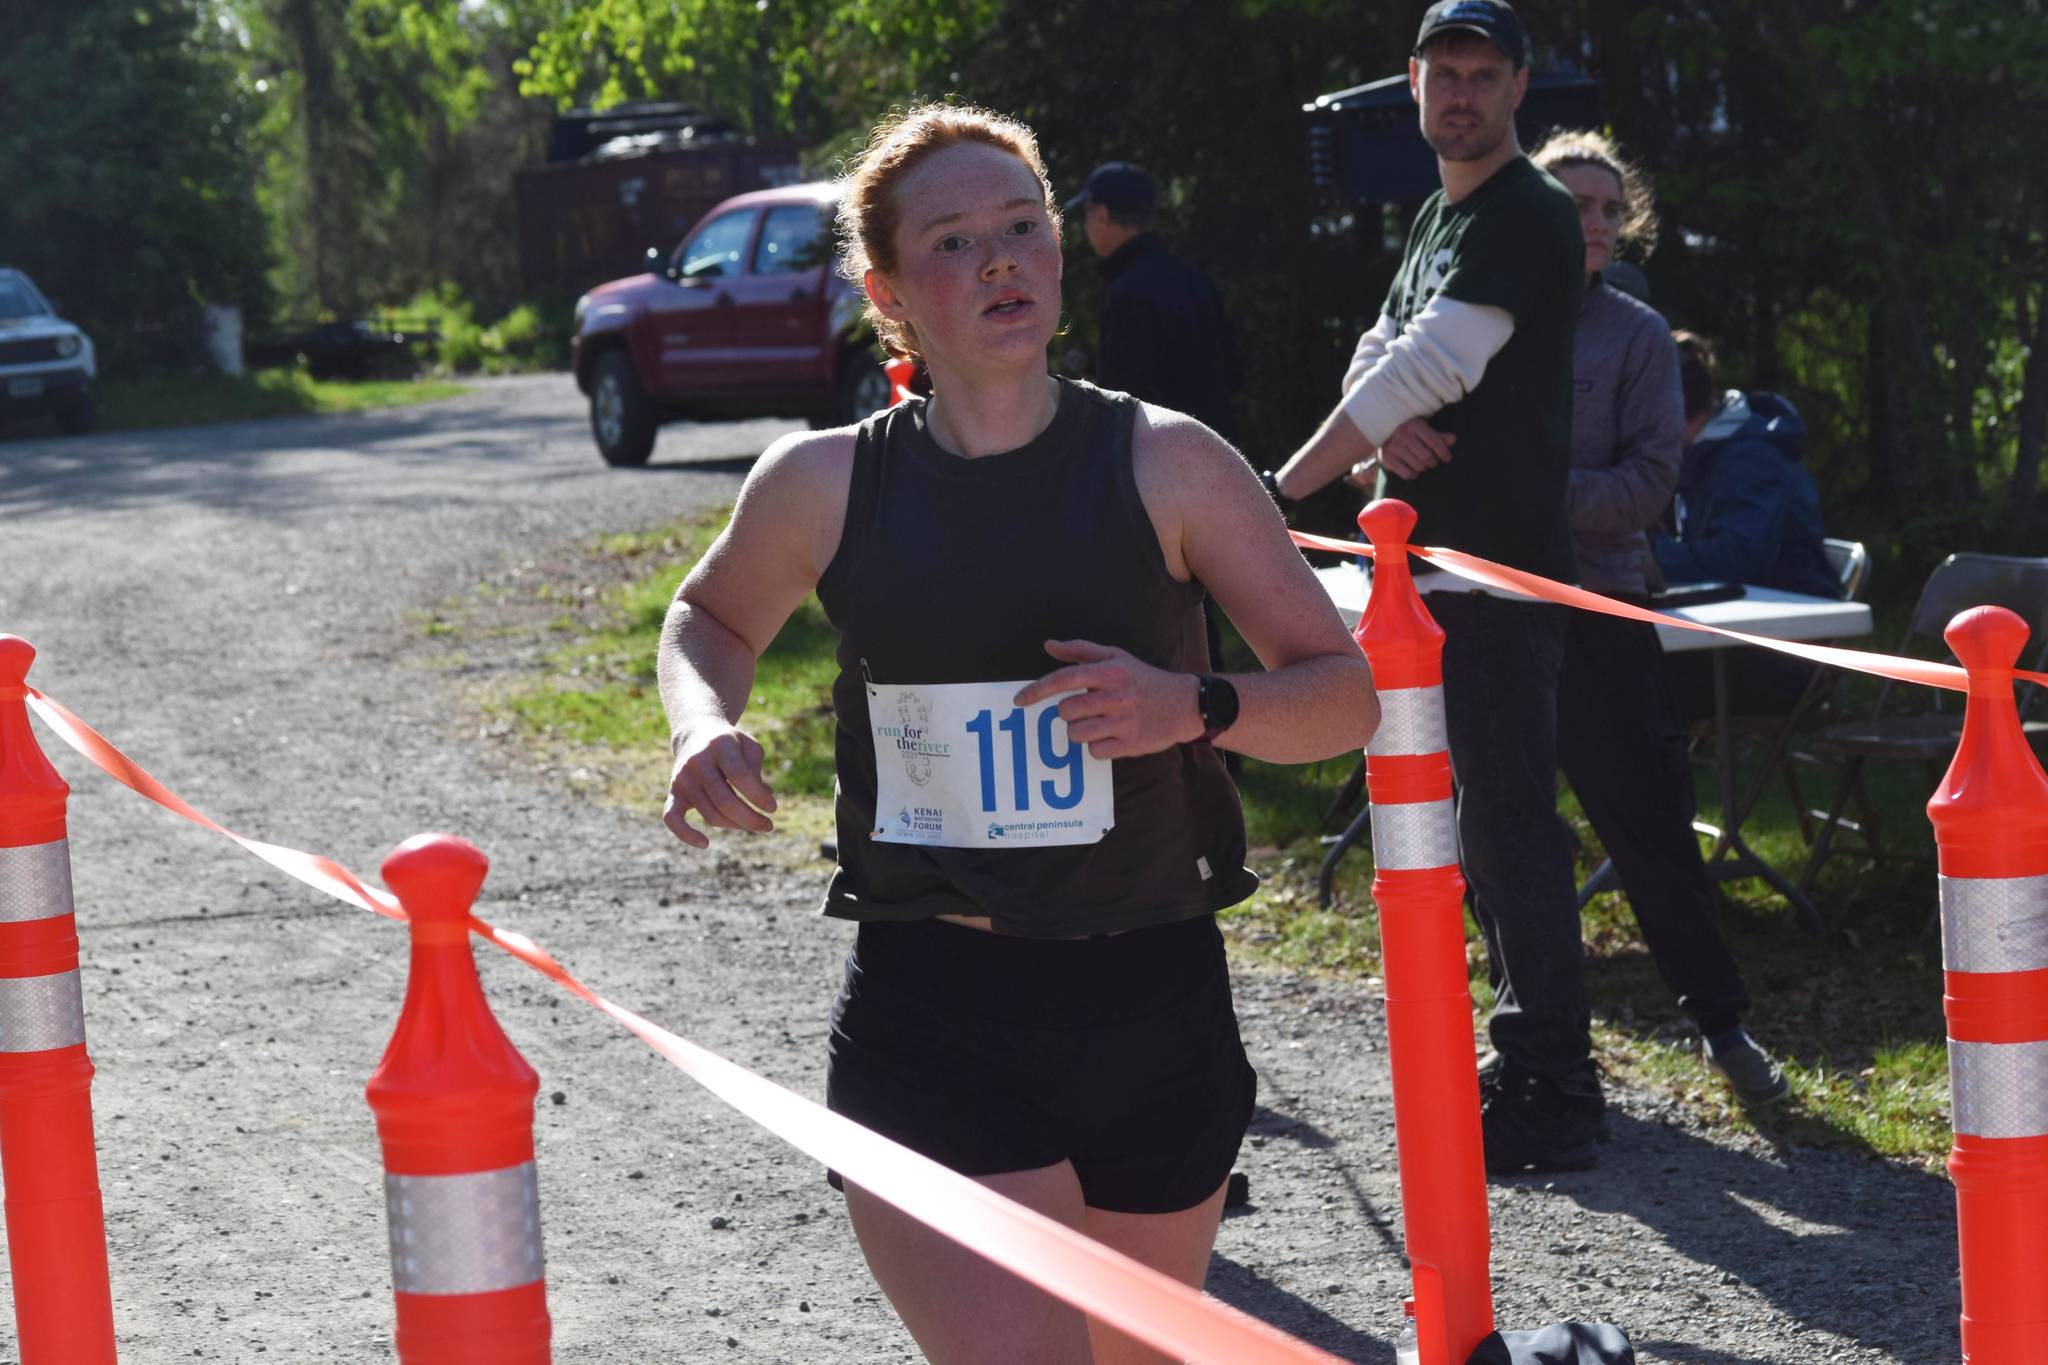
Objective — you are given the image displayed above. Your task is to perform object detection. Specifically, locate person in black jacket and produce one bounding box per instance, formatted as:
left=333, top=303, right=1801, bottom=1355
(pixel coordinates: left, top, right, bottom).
left=1069, top=161, right=1248, bottom=761
left=1067, top=162, right=1243, bottom=442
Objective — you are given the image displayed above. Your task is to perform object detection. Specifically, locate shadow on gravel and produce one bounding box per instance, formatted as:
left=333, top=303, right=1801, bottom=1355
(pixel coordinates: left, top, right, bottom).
left=632, top=455, right=763, bottom=476
left=0, top=383, right=785, bottom=520
left=1548, top=1111, right=1956, bottom=1359
left=1250, top=1102, right=1338, bottom=1149
left=1629, top=1344, right=1798, bottom=1364
left=1240, top=1102, right=1409, bottom=1267
left=1209, top=1253, right=1391, bottom=1362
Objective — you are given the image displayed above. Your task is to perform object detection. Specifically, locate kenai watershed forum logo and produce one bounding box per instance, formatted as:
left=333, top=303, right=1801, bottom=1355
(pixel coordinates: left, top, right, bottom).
left=898, top=806, right=945, bottom=836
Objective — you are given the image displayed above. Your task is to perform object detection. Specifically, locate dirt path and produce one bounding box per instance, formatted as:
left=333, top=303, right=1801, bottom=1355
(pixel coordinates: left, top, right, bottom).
left=0, top=376, right=1957, bottom=1362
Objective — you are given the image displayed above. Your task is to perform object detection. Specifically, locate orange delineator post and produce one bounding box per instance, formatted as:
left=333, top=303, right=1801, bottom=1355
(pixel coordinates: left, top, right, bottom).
left=0, top=635, right=118, bottom=1365
left=1353, top=502, right=1494, bottom=1365
left=366, top=834, right=551, bottom=1364
left=1926, top=606, right=2048, bottom=1364
left=885, top=355, right=917, bottom=406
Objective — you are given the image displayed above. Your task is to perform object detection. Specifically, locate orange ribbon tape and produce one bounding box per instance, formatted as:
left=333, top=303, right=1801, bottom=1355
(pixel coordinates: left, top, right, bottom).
left=1289, top=530, right=2048, bottom=694
left=23, top=688, right=1343, bottom=1365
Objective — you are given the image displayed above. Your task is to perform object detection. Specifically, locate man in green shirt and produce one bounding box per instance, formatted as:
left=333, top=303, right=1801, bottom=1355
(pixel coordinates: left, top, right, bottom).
left=1275, top=0, right=1599, bottom=1173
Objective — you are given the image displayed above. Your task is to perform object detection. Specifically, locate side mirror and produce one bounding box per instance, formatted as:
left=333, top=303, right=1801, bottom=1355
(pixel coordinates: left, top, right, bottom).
left=644, top=247, right=674, bottom=280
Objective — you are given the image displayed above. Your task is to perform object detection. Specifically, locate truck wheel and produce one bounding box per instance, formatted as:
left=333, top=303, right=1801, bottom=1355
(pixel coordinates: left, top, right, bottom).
left=835, top=354, right=894, bottom=426
left=591, top=350, right=657, bottom=466
left=54, top=391, right=95, bottom=436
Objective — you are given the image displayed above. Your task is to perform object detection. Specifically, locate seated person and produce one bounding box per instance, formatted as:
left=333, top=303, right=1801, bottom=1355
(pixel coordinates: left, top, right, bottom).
left=1656, top=331, right=1838, bottom=722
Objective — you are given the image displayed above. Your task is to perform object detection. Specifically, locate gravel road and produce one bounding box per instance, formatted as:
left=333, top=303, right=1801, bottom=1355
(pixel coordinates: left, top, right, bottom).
left=0, top=375, right=1959, bottom=1363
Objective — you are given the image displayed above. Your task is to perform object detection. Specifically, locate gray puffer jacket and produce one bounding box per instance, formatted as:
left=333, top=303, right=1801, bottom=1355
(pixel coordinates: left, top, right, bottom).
left=1565, top=278, right=1683, bottom=597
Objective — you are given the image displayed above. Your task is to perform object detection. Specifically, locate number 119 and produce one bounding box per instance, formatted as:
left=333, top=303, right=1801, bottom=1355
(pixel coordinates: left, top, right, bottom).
left=964, top=706, right=1086, bottom=813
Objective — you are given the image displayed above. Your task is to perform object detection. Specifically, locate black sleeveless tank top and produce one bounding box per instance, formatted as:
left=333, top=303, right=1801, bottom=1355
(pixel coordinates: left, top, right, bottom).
left=814, top=378, right=1258, bottom=938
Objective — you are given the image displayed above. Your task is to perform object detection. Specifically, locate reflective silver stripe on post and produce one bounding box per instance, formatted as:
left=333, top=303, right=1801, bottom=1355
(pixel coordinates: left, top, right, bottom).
left=1367, top=686, right=1449, bottom=759
left=386, top=1163, right=544, bottom=1296
left=1941, top=874, right=2048, bottom=975
left=1950, top=1039, right=2048, bottom=1140
left=1368, top=797, right=1459, bottom=871
left=0, top=969, right=87, bottom=1052
left=0, top=840, right=74, bottom=924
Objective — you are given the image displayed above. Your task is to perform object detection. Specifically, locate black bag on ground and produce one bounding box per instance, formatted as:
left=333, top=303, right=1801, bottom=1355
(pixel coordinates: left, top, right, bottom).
left=1466, top=1321, right=1635, bottom=1364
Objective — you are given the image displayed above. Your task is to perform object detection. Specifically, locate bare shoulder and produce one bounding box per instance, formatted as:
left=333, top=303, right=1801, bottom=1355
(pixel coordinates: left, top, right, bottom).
left=740, top=426, right=858, bottom=509
left=717, top=425, right=860, bottom=584
left=1130, top=400, right=1250, bottom=499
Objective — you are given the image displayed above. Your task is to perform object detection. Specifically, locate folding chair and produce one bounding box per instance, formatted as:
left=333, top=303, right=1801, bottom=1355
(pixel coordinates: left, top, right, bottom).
left=1573, top=541, right=1871, bottom=923
left=1796, top=552, right=2048, bottom=898
left=1705, top=537, right=1871, bottom=840
left=1823, top=537, right=1870, bottom=602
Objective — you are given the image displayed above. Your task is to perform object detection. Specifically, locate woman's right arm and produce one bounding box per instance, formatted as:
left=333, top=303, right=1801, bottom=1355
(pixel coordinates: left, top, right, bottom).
left=1568, top=324, right=1684, bottom=536
left=658, top=429, right=854, bottom=847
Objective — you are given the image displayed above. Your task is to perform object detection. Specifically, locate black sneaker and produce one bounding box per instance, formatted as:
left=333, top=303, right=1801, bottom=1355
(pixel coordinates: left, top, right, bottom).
left=1480, top=1062, right=1602, bottom=1175
left=1477, top=1050, right=1607, bottom=1137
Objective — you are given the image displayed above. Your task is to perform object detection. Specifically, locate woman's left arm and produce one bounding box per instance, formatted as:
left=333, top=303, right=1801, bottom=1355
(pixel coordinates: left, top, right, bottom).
left=1016, top=408, right=1378, bottom=764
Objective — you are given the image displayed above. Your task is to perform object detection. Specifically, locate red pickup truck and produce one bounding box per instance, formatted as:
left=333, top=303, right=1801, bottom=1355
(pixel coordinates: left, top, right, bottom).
left=570, top=181, right=890, bottom=466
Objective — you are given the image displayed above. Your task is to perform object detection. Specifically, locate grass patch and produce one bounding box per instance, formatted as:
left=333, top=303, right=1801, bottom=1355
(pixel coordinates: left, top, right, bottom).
left=449, top=509, right=841, bottom=844
left=1206, top=618, right=1956, bottom=1167
left=94, top=367, right=468, bottom=433
left=456, top=527, right=1959, bottom=1164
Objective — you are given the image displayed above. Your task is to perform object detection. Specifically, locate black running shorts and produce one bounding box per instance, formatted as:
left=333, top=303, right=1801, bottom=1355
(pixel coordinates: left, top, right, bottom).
left=824, top=913, right=1256, bottom=1215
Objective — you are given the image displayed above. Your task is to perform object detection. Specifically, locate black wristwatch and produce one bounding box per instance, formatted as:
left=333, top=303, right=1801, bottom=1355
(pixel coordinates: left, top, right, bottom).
left=1258, top=469, right=1290, bottom=508
left=1195, top=673, right=1240, bottom=744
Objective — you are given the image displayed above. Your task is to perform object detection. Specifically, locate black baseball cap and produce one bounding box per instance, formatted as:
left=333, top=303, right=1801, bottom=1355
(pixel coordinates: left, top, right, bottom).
left=1413, top=0, right=1527, bottom=68
left=1063, top=162, right=1155, bottom=217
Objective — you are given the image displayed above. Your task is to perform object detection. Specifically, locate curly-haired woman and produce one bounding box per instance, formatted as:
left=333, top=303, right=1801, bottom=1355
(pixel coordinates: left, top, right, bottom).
left=1528, top=129, right=1787, bottom=1110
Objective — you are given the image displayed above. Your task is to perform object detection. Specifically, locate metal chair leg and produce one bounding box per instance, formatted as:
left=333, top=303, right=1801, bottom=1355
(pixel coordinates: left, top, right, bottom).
left=1318, top=802, right=1375, bottom=907
left=1321, top=755, right=1367, bottom=830
left=1799, top=754, right=1866, bottom=896
left=1575, top=857, right=1619, bottom=910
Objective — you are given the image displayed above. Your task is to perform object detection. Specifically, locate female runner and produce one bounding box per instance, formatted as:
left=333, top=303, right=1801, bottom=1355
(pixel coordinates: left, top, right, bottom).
left=657, top=103, right=1378, bottom=1364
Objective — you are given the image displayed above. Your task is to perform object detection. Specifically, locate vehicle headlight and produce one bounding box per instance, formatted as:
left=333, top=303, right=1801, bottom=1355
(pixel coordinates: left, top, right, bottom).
left=56, top=334, right=80, bottom=358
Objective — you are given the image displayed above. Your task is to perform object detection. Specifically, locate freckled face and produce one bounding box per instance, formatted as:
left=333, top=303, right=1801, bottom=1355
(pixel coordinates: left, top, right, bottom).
left=866, top=142, right=1063, bottom=369
left=1555, top=162, right=1625, bottom=279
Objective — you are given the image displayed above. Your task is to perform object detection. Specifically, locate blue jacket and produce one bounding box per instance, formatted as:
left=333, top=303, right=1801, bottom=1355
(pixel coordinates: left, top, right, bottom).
left=1653, top=391, right=1837, bottom=599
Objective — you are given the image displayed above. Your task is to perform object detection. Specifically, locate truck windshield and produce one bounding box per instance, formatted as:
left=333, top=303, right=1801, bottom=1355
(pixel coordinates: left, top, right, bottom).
left=0, top=278, right=50, bottom=321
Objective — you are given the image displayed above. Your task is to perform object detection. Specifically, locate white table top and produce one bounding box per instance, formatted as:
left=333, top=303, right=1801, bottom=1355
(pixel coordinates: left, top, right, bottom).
left=1314, top=564, right=1873, bottom=653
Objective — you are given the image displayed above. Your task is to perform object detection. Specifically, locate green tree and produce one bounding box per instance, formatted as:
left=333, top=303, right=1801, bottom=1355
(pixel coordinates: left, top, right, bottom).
left=238, top=0, right=554, bottom=319
left=0, top=0, right=270, bottom=371
left=1557, top=0, right=2048, bottom=555
left=513, top=0, right=999, bottom=140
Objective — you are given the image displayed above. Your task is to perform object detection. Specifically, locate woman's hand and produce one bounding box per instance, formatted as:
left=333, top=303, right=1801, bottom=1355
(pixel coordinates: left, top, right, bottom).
left=1014, top=639, right=1202, bottom=760
left=663, top=724, right=778, bottom=849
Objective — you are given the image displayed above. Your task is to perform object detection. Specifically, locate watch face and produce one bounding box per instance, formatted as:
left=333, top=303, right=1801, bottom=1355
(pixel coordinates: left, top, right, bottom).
left=1200, top=675, right=1240, bottom=731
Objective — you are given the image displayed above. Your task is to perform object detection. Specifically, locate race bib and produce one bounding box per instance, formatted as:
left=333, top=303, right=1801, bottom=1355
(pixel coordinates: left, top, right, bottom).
left=867, top=680, right=1113, bottom=849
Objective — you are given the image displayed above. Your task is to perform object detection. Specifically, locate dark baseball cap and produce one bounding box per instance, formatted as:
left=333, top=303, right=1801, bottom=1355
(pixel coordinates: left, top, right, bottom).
left=1413, top=0, right=1527, bottom=68
left=1063, top=162, right=1155, bottom=217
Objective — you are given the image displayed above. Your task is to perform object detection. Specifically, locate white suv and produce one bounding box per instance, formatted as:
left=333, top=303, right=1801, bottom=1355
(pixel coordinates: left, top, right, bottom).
left=0, top=268, right=95, bottom=435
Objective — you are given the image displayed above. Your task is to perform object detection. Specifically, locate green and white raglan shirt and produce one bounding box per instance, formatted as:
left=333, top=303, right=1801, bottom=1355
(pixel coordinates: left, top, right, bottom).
left=1341, top=155, right=1583, bottom=583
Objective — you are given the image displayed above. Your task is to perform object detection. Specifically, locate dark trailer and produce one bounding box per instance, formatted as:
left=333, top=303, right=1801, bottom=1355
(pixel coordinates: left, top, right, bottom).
left=515, top=102, right=804, bottom=301
left=1304, top=70, right=1604, bottom=208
